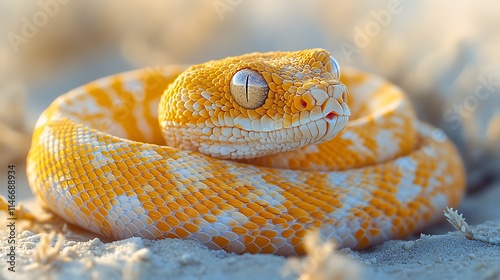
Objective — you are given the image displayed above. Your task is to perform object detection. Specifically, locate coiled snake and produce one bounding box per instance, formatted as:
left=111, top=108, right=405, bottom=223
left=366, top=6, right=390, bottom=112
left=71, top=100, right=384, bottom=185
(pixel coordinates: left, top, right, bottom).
left=27, top=49, right=465, bottom=255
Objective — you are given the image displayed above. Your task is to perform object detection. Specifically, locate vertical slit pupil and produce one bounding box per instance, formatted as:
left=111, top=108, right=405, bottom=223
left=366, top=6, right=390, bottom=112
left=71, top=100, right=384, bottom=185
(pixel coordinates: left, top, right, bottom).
left=245, top=74, right=249, bottom=102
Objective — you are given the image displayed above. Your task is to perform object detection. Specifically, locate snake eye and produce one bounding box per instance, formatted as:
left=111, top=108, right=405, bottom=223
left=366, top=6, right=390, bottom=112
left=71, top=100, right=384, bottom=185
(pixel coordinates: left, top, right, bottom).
left=329, top=56, right=341, bottom=81
left=230, top=69, right=269, bottom=109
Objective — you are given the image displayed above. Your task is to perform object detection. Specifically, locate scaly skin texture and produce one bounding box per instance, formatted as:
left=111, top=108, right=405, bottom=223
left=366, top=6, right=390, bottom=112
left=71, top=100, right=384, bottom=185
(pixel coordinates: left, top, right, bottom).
left=27, top=49, right=465, bottom=256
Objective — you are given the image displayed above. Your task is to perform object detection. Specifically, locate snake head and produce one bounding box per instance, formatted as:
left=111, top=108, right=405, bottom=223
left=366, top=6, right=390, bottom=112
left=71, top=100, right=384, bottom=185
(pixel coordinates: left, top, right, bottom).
left=159, top=48, right=349, bottom=159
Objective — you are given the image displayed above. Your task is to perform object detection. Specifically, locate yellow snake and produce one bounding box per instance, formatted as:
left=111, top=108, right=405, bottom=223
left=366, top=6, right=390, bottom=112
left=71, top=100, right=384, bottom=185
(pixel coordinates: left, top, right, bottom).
left=27, top=49, right=466, bottom=255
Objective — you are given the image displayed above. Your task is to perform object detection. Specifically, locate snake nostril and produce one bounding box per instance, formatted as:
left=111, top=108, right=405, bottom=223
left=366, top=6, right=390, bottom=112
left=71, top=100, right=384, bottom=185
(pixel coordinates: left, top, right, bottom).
left=294, top=95, right=311, bottom=110
left=300, top=100, right=307, bottom=108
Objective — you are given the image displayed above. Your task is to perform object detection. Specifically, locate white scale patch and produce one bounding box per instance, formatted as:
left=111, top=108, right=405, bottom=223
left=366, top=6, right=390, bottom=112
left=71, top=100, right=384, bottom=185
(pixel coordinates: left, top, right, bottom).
left=39, top=125, right=63, bottom=162
left=375, top=129, right=398, bottom=158
left=429, top=193, right=448, bottom=214
left=326, top=170, right=351, bottom=187
left=302, top=144, right=319, bottom=154
left=340, top=130, right=373, bottom=157
left=106, top=194, right=151, bottom=238
left=68, top=96, right=104, bottom=117
left=121, top=77, right=157, bottom=138
left=139, top=148, right=161, bottom=159
left=394, top=157, right=421, bottom=203
left=326, top=170, right=373, bottom=221
left=53, top=86, right=130, bottom=139
left=347, top=75, right=384, bottom=112
left=230, top=165, right=288, bottom=208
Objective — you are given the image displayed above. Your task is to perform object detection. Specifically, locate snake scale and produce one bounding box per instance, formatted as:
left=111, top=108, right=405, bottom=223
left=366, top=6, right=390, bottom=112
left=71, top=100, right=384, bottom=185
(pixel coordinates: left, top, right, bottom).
left=27, top=49, right=465, bottom=255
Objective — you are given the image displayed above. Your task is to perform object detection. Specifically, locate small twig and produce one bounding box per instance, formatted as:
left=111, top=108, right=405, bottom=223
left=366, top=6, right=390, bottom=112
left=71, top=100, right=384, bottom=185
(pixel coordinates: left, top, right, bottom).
left=444, top=207, right=474, bottom=239
left=25, top=232, right=73, bottom=272
left=444, top=207, right=500, bottom=245
left=284, top=231, right=361, bottom=280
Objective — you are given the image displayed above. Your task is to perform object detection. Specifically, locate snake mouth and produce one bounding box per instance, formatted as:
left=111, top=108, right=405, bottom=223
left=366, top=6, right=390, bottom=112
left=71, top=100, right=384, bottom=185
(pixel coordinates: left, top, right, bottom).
left=322, top=114, right=349, bottom=141
left=188, top=111, right=349, bottom=160
left=325, top=111, right=338, bottom=120
left=237, top=112, right=349, bottom=147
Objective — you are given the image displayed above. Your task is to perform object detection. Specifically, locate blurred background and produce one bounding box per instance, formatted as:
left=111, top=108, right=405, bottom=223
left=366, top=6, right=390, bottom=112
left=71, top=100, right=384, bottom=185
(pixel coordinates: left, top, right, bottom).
left=0, top=0, right=499, bottom=204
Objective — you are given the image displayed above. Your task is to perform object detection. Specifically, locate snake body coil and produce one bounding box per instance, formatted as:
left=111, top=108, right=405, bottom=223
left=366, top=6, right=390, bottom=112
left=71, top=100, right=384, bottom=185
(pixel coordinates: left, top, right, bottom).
left=27, top=49, right=465, bottom=255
